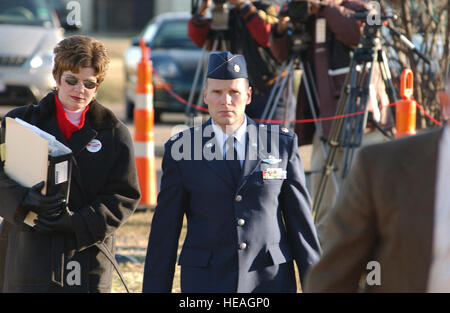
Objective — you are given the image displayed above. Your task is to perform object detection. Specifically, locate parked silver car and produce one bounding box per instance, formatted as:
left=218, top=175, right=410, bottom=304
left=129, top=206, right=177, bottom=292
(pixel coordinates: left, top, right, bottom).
left=0, top=0, right=69, bottom=106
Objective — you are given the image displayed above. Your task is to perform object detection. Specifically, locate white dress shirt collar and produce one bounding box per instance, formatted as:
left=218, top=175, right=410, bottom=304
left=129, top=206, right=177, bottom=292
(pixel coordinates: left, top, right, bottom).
left=211, top=115, right=247, bottom=163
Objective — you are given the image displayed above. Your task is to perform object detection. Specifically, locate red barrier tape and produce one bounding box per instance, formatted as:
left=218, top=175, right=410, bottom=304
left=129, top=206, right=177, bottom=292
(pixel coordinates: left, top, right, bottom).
left=414, top=99, right=443, bottom=127
left=152, top=69, right=443, bottom=127
left=254, top=110, right=367, bottom=124
left=153, top=69, right=209, bottom=113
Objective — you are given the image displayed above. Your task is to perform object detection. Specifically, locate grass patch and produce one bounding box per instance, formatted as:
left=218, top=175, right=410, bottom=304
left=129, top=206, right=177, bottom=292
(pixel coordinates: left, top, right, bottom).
left=112, top=210, right=187, bottom=293
left=112, top=209, right=303, bottom=293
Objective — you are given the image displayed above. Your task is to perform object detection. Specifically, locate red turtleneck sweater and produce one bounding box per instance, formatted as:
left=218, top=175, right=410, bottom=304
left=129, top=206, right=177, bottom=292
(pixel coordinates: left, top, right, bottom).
left=55, top=94, right=89, bottom=140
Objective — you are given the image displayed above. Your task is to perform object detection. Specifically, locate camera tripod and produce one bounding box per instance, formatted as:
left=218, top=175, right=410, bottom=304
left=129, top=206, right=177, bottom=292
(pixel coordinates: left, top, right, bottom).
left=185, top=31, right=230, bottom=127
left=263, top=29, right=341, bottom=194
left=312, top=14, right=401, bottom=217
left=185, top=1, right=231, bottom=127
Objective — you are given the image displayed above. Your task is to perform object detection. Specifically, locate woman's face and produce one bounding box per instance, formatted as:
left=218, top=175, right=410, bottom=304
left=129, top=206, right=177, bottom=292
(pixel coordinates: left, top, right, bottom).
left=56, top=67, right=98, bottom=111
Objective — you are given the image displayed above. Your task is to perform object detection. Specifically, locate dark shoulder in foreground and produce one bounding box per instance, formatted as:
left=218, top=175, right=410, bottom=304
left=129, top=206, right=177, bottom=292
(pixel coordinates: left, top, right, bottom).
left=359, top=127, right=442, bottom=158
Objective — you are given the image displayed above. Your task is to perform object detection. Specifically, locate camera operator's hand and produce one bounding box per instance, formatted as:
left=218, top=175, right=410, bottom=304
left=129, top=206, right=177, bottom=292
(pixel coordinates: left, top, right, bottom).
left=20, top=181, right=67, bottom=219
left=34, top=208, right=75, bottom=234
left=276, top=16, right=290, bottom=35
left=310, top=2, right=320, bottom=15
left=197, top=0, right=211, bottom=17
left=276, top=1, right=290, bottom=35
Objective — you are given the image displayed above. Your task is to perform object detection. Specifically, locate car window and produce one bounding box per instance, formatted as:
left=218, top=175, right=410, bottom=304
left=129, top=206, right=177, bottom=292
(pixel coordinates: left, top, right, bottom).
left=142, top=21, right=158, bottom=43
left=0, top=0, right=54, bottom=27
left=152, top=20, right=197, bottom=49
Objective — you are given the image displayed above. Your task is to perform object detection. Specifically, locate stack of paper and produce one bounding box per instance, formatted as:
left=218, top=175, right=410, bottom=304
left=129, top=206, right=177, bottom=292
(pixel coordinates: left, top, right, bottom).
left=4, top=117, right=72, bottom=226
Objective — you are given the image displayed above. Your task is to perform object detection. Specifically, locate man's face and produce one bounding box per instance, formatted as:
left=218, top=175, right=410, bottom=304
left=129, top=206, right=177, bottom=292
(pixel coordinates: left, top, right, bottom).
left=204, top=78, right=252, bottom=133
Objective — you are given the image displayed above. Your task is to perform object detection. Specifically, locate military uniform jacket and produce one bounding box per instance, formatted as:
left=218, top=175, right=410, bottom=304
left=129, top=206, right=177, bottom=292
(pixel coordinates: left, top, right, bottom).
left=0, top=92, right=141, bottom=292
left=143, top=117, right=321, bottom=293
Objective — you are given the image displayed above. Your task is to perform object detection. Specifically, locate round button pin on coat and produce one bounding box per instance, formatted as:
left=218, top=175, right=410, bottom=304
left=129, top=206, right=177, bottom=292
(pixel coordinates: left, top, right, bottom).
left=86, top=139, right=102, bottom=153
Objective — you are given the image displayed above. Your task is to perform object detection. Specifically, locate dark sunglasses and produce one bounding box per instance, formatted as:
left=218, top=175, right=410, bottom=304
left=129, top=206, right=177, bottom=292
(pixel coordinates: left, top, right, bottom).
left=63, top=75, right=99, bottom=89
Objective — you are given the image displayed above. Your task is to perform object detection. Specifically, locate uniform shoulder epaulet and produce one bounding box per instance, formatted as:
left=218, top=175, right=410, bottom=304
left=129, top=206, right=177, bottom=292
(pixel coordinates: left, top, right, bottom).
left=257, top=123, right=294, bottom=137
left=169, top=133, right=180, bottom=142
left=168, top=126, right=195, bottom=145
left=167, top=131, right=183, bottom=146
left=279, top=127, right=295, bottom=138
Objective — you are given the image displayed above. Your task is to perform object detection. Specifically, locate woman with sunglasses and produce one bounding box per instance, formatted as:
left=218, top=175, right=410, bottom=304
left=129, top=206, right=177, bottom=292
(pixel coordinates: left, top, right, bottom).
left=0, top=35, right=141, bottom=292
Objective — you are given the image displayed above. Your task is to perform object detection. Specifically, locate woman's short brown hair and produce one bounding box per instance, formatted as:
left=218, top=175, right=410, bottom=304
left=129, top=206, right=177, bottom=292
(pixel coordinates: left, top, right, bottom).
left=52, top=35, right=110, bottom=85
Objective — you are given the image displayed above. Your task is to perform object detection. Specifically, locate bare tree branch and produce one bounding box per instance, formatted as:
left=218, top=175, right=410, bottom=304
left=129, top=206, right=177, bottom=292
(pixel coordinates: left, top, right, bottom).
left=380, top=0, right=449, bottom=128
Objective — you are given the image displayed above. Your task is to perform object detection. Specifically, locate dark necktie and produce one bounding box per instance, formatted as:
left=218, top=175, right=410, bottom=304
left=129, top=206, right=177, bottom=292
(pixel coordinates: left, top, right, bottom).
left=224, top=136, right=242, bottom=186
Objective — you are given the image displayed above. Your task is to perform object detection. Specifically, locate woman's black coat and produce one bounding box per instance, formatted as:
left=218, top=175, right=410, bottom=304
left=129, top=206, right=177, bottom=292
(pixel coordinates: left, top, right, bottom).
left=0, top=92, right=141, bottom=292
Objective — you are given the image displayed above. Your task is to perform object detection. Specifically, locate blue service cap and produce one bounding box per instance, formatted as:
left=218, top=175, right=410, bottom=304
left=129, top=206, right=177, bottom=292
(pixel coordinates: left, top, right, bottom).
left=206, top=51, right=248, bottom=80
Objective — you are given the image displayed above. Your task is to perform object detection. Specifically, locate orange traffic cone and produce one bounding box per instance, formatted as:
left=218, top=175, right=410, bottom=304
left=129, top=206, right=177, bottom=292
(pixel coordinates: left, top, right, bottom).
left=134, top=38, right=157, bottom=208
left=395, top=69, right=417, bottom=139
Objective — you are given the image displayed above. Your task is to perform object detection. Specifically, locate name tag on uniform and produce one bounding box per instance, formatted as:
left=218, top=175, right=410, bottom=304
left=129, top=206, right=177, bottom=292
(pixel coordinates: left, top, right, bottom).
left=262, top=168, right=287, bottom=180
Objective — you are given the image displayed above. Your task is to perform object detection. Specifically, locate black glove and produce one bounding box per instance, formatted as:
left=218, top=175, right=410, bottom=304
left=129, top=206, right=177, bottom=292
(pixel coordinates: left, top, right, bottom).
left=20, top=181, right=66, bottom=219
left=34, top=208, right=75, bottom=234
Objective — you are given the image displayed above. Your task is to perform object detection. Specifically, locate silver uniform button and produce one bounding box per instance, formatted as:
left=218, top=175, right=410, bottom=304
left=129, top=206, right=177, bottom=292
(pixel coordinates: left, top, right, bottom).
left=239, top=242, right=247, bottom=250
left=237, top=219, right=245, bottom=226
left=235, top=195, right=242, bottom=202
